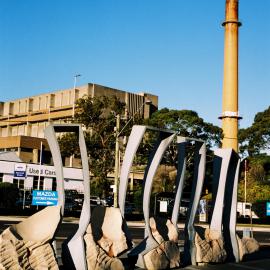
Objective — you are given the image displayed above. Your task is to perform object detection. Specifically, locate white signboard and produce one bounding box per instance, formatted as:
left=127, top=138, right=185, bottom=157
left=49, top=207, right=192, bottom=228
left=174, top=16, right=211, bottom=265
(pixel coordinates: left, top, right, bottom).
left=160, top=201, right=168, bottom=213
left=27, top=165, right=56, bottom=177
left=14, top=163, right=26, bottom=178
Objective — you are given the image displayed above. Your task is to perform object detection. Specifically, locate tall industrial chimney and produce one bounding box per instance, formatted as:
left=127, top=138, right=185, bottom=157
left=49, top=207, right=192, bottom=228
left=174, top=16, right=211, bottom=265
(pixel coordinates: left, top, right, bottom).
left=220, top=0, right=242, bottom=152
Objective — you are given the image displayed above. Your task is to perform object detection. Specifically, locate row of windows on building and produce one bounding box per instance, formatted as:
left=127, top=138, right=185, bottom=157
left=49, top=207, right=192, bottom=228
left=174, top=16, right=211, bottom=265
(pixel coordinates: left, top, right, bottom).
left=0, top=175, right=57, bottom=191
left=0, top=119, right=69, bottom=138
left=1, top=89, right=80, bottom=116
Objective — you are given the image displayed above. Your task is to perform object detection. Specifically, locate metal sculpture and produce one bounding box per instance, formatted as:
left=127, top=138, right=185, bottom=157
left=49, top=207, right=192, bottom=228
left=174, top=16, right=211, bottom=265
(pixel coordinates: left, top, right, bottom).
left=183, top=140, right=206, bottom=265
left=44, top=124, right=90, bottom=270
left=119, top=126, right=177, bottom=267
left=192, top=148, right=241, bottom=265
left=171, top=137, right=187, bottom=228
left=219, top=149, right=241, bottom=262
left=43, top=123, right=256, bottom=268
left=137, top=132, right=176, bottom=268
left=119, top=125, right=147, bottom=217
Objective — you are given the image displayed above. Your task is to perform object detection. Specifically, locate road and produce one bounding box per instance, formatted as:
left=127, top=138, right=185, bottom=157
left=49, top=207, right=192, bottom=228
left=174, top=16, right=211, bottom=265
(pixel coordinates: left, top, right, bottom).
left=1, top=217, right=270, bottom=269
left=1, top=218, right=270, bottom=249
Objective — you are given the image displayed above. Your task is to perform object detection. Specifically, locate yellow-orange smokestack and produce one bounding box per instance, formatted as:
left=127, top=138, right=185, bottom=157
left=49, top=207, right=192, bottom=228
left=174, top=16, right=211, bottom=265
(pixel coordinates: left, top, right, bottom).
left=220, top=0, right=242, bottom=152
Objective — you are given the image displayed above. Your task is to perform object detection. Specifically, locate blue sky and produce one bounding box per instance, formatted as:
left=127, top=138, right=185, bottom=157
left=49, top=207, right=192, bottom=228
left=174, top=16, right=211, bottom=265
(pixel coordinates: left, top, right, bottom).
left=0, top=0, right=269, bottom=128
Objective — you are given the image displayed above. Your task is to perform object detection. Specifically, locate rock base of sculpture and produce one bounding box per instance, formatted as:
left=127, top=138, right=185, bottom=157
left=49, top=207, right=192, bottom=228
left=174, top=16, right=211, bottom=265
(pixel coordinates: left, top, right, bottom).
left=0, top=206, right=61, bottom=269
left=84, top=225, right=124, bottom=270
left=143, top=240, right=180, bottom=269
left=195, top=228, right=227, bottom=264
left=84, top=206, right=132, bottom=270
left=237, top=235, right=260, bottom=261
left=132, top=217, right=180, bottom=269
left=194, top=228, right=260, bottom=264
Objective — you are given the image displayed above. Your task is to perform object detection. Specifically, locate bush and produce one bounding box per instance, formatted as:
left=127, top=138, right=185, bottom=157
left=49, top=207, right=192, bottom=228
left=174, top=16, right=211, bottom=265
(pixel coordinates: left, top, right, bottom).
left=0, top=182, right=20, bottom=208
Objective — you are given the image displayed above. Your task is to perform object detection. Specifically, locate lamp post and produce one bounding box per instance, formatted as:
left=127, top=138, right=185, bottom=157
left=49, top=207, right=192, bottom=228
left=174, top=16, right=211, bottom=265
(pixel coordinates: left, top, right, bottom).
left=113, top=99, right=152, bottom=207
left=73, top=74, right=81, bottom=118
left=244, top=159, right=247, bottom=217
left=70, top=74, right=81, bottom=167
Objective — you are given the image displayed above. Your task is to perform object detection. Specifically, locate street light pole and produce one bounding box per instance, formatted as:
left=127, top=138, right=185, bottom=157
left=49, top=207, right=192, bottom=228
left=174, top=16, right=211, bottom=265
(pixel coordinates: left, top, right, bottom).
left=113, top=99, right=152, bottom=207
left=70, top=74, right=81, bottom=168
left=244, top=159, right=247, bottom=210
left=73, top=74, right=81, bottom=118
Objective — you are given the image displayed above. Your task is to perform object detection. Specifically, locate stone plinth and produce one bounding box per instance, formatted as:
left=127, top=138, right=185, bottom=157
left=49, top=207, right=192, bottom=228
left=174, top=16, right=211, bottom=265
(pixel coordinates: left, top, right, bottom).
left=237, top=235, right=260, bottom=261
left=142, top=217, right=180, bottom=269
left=84, top=225, right=124, bottom=270
left=84, top=206, right=131, bottom=270
left=195, top=228, right=227, bottom=264
left=0, top=206, right=61, bottom=269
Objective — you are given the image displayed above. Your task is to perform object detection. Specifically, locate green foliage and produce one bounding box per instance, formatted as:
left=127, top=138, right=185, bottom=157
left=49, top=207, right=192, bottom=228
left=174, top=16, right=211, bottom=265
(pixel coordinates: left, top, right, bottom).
left=238, top=180, right=270, bottom=203
left=238, top=155, right=270, bottom=204
left=152, top=165, right=176, bottom=194
left=0, top=182, right=19, bottom=208
left=239, top=106, right=270, bottom=156
left=133, top=186, right=143, bottom=213
left=248, top=154, right=270, bottom=182
left=145, top=108, right=223, bottom=148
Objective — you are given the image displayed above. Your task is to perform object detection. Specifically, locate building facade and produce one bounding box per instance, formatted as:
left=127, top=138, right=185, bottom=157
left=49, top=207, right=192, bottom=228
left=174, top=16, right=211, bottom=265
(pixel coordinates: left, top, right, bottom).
left=0, top=83, right=158, bottom=164
left=0, top=159, right=144, bottom=193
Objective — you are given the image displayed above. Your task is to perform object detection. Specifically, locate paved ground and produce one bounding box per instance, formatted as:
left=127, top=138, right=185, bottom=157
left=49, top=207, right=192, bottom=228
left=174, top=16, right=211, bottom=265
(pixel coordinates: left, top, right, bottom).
left=1, top=216, right=270, bottom=269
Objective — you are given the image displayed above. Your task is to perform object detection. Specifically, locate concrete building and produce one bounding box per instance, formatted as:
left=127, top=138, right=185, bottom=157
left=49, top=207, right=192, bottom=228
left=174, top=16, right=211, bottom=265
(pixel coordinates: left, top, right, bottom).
left=0, top=83, right=158, bottom=164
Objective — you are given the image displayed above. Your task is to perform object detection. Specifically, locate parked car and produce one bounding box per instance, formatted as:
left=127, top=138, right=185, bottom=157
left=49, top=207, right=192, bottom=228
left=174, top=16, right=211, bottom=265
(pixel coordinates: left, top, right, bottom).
left=105, top=196, right=113, bottom=207
left=125, top=203, right=136, bottom=214
left=64, top=198, right=78, bottom=211
left=15, top=198, right=32, bottom=208
left=74, top=193, right=84, bottom=207
left=237, top=202, right=259, bottom=219
left=179, top=199, right=190, bottom=216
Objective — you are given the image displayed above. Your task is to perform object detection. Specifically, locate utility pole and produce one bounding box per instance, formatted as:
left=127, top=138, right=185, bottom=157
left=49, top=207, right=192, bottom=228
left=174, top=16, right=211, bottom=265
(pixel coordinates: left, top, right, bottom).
left=114, top=114, right=120, bottom=207
left=220, top=0, right=242, bottom=152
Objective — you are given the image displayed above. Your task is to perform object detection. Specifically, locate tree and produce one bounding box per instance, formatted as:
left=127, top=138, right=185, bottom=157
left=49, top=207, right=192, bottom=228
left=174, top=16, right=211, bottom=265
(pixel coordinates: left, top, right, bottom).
left=239, top=106, right=270, bottom=156
left=152, top=165, right=176, bottom=194
left=237, top=107, right=270, bottom=206
left=59, top=95, right=125, bottom=196
left=145, top=108, right=222, bottom=148
left=238, top=156, right=270, bottom=203
left=0, top=183, right=19, bottom=208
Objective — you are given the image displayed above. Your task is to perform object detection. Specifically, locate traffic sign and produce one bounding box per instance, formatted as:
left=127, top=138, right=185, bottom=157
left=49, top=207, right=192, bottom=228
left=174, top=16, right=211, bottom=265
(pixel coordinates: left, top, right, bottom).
left=32, top=190, right=58, bottom=206
left=267, top=202, right=270, bottom=216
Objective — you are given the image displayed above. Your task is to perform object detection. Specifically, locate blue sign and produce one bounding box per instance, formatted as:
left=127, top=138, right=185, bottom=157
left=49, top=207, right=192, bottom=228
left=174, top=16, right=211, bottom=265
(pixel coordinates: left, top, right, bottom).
left=14, top=171, right=26, bottom=177
left=32, top=190, right=58, bottom=206
left=267, top=202, right=270, bottom=216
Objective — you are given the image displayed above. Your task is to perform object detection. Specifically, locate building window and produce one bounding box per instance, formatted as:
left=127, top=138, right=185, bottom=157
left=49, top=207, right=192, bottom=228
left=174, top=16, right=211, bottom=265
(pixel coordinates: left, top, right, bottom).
left=33, top=176, right=44, bottom=190
left=28, top=98, right=33, bottom=112
left=13, top=178, right=24, bottom=189
left=52, top=178, right=57, bottom=191
left=50, top=94, right=55, bottom=108
left=39, top=97, right=42, bottom=110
